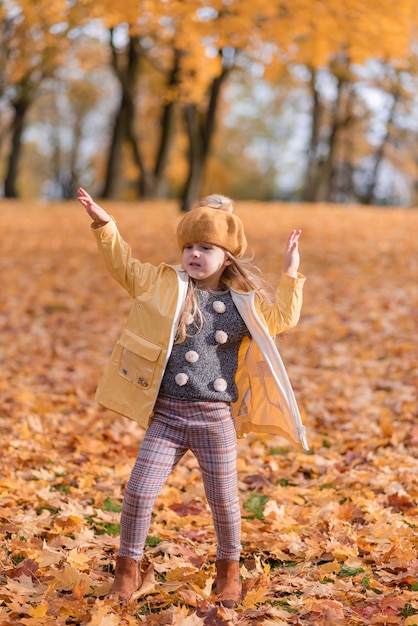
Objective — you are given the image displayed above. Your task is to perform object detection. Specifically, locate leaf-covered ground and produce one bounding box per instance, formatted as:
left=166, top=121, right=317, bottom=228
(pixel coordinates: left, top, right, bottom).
left=0, top=201, right=417, bottom=626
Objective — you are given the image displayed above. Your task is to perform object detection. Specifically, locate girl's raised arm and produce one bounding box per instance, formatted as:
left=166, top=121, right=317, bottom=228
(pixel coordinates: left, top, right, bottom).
left=77, top=187, right=111, bottom=227
left=283, top=229, right=302, bottom=278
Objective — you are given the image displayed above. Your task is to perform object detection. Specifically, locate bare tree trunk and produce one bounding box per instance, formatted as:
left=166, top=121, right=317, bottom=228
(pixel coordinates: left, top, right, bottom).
left=151, top=51, right=181, bottom=198
left=4, top=98, right=29, bottom=198
left=102, top=33, right=142, bottom=199
left=303, top=60, right=353, bottom=203
left=181, top=63, right=230, bottom=212
left=64, top=111, right=84, bottom=199
left=182, top=104, right=204, bottom=212
left=109, top=41, right=180, bottom=199
left=303, top=68, right=321, bottom=202
left=314, top=103, right=341, bottom=202
left=102, top=95, right=128, bottom=198
left=362, top=89, right=399, bottom=205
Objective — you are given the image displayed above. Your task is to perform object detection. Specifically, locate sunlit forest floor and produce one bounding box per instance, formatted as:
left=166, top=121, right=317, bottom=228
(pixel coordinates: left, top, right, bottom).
left=0, top=200, right=417, bottom=625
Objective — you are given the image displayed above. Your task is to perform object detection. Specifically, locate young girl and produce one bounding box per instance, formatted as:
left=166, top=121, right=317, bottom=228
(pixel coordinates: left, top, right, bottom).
left=77, top=188, right=308, bottom=607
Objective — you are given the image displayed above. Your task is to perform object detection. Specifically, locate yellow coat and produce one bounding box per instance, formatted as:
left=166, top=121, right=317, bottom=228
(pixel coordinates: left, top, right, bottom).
left=92, top=220, right=309, bottom=450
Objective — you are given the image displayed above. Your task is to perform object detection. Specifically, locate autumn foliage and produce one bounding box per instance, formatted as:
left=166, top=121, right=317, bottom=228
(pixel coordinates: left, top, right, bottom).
left=0, top=201, right=417, bottom=625
left=3, top=0, right=418, bottom=205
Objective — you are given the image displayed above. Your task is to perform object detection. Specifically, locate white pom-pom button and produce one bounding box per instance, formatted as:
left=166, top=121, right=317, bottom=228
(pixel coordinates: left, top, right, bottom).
left=175, top=373, right=189, bottom=386
left=215, top=330, right=228, bottom=344
left=214, top=378, right=227, bottom=392
left=213, top=301, right=226, bottom=313
left=185, top=350, right=199, bottom=363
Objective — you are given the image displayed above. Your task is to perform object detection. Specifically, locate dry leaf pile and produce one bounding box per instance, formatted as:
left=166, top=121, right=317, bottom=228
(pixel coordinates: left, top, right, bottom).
left=0, top=201, right=417, bottom=625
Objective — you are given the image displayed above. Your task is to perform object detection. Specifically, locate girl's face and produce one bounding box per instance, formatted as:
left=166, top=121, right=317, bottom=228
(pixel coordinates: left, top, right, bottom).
left=183, top=243, right=231, bottom=289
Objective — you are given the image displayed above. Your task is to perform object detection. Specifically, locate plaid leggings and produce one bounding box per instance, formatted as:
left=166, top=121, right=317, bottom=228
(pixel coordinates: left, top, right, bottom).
left=119, top=396, right=241, bottom=562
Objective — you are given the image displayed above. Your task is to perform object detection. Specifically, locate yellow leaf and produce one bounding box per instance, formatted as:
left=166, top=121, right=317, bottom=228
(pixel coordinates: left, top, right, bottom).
left=87, top=600, right=122, bottom=626
left=319, top=560, right=340, bottom=576
left=241, top=585, right=269, bottom=607
left=165, top=567, right=196, bottom=582
left=29, top=603, right=48, bottom=617
left=67, top=548, right=90, bottom=572
left=50, top=564, right=94, bottom=594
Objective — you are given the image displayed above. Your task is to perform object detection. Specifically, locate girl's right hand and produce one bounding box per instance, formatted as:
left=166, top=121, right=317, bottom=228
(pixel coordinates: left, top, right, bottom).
left=77, top=187, right=111, bottom=226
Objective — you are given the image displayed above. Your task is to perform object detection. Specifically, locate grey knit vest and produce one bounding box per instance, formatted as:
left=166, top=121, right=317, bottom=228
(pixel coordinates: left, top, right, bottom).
left=159, top=289, right=250, bottom=403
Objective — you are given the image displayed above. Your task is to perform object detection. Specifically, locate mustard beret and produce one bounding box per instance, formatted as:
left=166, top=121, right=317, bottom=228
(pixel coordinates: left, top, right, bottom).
left=177, top=197, right=247, bottom=258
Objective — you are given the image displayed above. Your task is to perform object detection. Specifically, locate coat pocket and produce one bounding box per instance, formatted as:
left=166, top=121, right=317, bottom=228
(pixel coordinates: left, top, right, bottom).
left=117, top=328, right=162, bottom=389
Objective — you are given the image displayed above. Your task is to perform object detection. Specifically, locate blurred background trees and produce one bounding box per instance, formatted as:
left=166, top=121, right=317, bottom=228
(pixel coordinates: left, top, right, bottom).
left=1, top=0, right=418, bottom=208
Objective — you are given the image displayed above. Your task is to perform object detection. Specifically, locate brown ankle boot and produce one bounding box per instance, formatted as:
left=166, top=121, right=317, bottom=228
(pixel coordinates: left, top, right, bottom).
left=107, top=556, right=142, bottom=602
left=215, top=559, right=241, bottom=608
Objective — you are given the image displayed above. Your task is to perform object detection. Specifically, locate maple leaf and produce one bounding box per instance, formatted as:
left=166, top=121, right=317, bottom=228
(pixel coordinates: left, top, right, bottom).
left=86, top=599, right=132, bottom=626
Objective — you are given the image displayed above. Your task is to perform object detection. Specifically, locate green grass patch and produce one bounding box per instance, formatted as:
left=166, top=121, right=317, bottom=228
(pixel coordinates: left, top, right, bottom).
left=36, top=505, right=60, bottom=516
left=91, top=521, right=121, bottom=536
left=244, top=494, right=269, bottom=520
left=360, top=576, right=382, bottom=594
left=400, top=604, right=418, bottom=618
left=145, top=536, right=162, bottom=547
left=264, top=557, right=298, bottom=570
left=102, top=497, right=122, bottom=513
left=269, top=448, right=291, bottom=456
left=338, top=566, right=364, bottom=577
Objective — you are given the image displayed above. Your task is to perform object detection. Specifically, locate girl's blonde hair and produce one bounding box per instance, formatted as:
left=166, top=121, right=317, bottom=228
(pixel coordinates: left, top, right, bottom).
left=175, top=254, right=273, bottom=344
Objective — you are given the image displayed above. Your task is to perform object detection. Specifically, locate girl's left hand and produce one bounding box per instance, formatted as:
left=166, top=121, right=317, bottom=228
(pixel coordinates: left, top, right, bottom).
left=283, top=229, right=302, bottom=277
left=77, top=187, right=111, bottom=226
